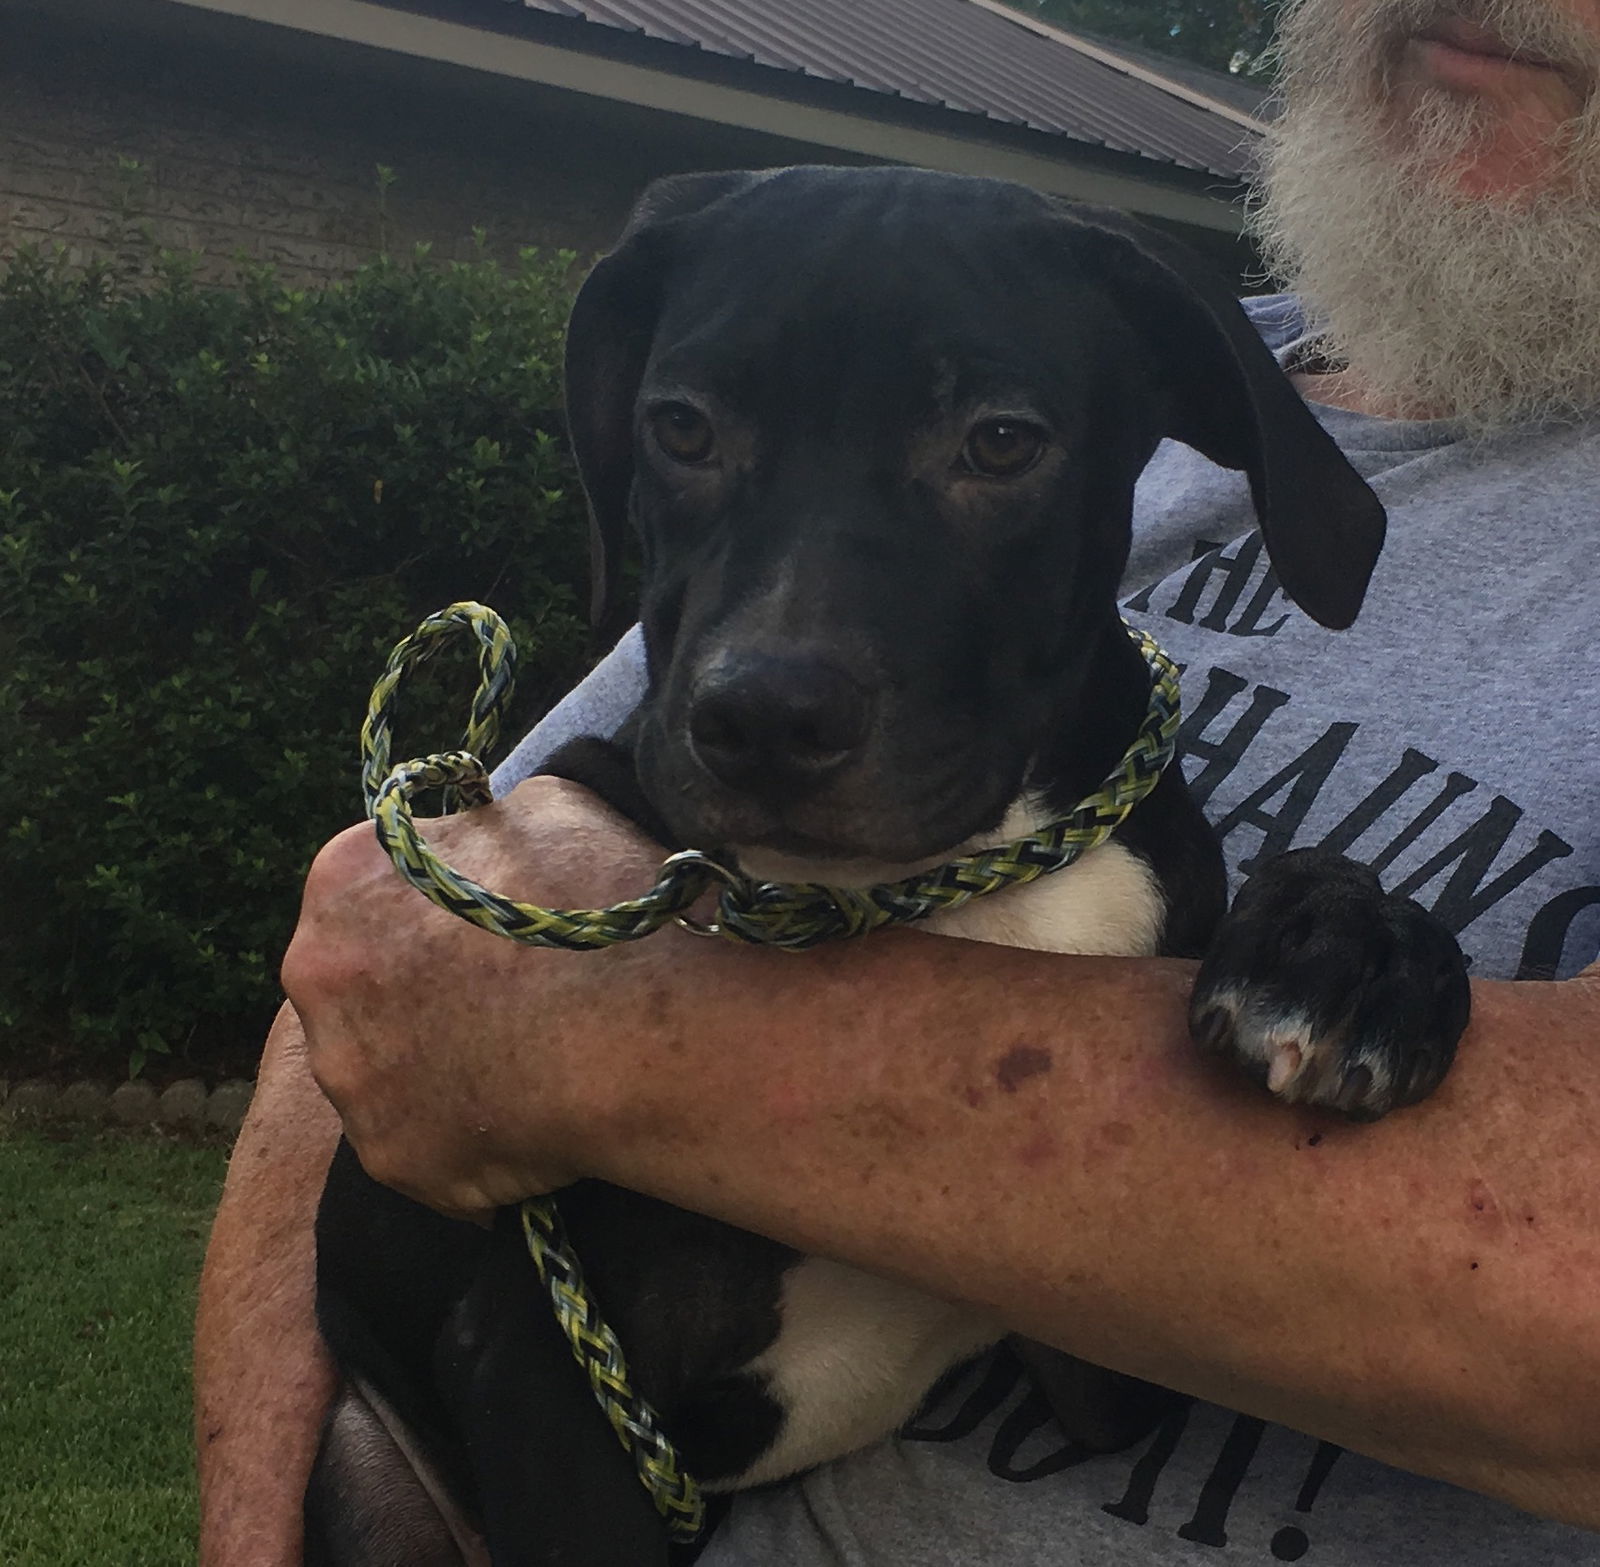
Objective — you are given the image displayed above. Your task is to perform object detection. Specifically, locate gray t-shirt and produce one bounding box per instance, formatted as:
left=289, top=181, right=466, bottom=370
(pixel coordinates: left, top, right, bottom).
left=494, top=296, right=1600, bottom=1562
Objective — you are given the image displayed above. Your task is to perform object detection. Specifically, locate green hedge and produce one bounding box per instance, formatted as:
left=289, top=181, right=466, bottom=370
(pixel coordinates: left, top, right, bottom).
left=0, top=242, right=594, bottom=1077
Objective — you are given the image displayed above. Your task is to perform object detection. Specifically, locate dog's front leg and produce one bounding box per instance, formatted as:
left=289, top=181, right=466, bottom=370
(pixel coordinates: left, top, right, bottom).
left=433, top=1209, right=672, bottom=1567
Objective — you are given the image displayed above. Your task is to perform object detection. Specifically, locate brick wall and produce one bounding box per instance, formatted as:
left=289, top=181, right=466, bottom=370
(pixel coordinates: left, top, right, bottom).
left=0, top=4, right=866, bottom=284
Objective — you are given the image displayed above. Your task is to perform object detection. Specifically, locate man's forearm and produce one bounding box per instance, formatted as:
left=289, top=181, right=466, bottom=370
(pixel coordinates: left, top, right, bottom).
left=574, top=932, right=1600, bottom=1524
left=288, top=782, right=1600, bottom=1529
left=195, top=1005, right=340, bottom=1567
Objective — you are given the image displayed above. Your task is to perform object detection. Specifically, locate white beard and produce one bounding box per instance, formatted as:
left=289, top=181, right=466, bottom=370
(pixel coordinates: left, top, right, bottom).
left=1248, top=0, right=1600, bottom=432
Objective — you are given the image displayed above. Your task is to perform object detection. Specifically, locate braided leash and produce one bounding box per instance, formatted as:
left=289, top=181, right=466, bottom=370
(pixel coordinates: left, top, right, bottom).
left=520, top=1200, right=707, bottom=1539
left=359, top=602, right=708, bottom=1542
left=361, top=602, right=516, bottom=818
left=365, top=606, right=1183, bottom=954
left=361, top=600, right=1182, bottom=1542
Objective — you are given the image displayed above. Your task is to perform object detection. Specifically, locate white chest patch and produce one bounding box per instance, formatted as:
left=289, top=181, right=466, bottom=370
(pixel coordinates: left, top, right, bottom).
left=920, top=838, right=1166, bottom=956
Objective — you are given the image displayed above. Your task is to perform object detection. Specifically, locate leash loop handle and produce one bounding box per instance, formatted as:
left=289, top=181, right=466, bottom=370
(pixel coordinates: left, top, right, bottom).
left=360, top=601, right=516, bottom=816
left=362, top=605, right=719, bottom=950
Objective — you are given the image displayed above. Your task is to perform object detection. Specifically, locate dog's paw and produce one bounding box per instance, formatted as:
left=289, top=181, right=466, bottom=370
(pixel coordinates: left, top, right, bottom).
left=1189, top=848, right=1470, bottom=1120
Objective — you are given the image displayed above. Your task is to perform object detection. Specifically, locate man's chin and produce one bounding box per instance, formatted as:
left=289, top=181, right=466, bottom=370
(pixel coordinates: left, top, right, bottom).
left=1251, top=79, right=1600, bottom=430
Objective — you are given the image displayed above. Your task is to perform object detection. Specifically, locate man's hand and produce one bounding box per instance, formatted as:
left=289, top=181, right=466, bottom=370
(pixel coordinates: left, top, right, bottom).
left=282, top=776, right=671, bottom=1217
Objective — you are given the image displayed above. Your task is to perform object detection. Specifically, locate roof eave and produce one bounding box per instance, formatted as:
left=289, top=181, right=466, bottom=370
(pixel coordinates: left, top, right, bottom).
left=155, top=0, right=1253, bottom=233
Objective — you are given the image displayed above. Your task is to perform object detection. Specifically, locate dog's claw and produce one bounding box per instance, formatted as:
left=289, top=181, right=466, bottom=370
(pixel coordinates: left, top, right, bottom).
left=1265, top=1040, right=1303, bottom=1097
left=1189, top=1002, right=1230, bottom=1054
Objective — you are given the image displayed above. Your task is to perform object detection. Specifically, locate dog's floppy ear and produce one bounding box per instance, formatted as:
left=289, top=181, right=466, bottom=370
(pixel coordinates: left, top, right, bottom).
left=565, top=170, right=761, bottom=639
left=1059, top=208, right=1385, bottom=630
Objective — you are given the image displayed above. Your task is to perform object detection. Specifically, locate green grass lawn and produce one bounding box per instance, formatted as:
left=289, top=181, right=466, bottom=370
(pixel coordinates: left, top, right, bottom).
left=0, top=1123, right=228, bottom=1567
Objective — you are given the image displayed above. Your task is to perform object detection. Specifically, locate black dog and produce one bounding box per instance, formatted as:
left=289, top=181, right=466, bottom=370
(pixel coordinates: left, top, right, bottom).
left=305, top=167, right=1470, bottom=1567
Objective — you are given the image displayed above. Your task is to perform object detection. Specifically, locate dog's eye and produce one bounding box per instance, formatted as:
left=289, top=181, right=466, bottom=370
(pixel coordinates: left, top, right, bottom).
left=960, top=419, right=1046, bottom=479
left=650, top=403, right=716, bottom=465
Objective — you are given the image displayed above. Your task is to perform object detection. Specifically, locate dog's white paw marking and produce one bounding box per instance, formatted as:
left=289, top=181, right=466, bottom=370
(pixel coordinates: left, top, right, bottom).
left=1194, top=985, right=1396, bottom=1115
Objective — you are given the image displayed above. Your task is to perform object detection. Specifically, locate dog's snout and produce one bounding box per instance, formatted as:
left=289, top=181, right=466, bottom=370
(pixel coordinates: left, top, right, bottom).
left=689, top=654, right=872, bottom=796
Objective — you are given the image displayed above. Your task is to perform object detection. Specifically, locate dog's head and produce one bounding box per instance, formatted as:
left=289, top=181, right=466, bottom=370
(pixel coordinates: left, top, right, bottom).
left=565, top=166, right=1385, bottom=864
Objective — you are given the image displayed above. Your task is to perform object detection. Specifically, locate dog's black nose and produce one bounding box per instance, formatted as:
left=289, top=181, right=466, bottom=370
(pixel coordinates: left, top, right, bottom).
left=689, top=654, right=872, bottom=795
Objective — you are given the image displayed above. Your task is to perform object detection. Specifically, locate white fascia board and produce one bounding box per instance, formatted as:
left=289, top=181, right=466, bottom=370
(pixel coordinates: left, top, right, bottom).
left=158, top=0, right=1246, bottom=232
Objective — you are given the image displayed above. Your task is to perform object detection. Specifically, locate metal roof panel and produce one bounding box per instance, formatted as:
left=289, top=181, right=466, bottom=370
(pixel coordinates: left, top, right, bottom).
left=506, top=0, right=1262, bottom=179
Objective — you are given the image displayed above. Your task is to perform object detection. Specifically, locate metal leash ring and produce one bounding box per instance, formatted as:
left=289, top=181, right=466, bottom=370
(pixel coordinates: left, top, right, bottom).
left=665, top=849, right=748, bottom=937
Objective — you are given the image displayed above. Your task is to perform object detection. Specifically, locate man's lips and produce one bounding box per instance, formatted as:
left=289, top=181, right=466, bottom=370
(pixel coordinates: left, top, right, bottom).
left=1411, top=17, right=1561, bottom=73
